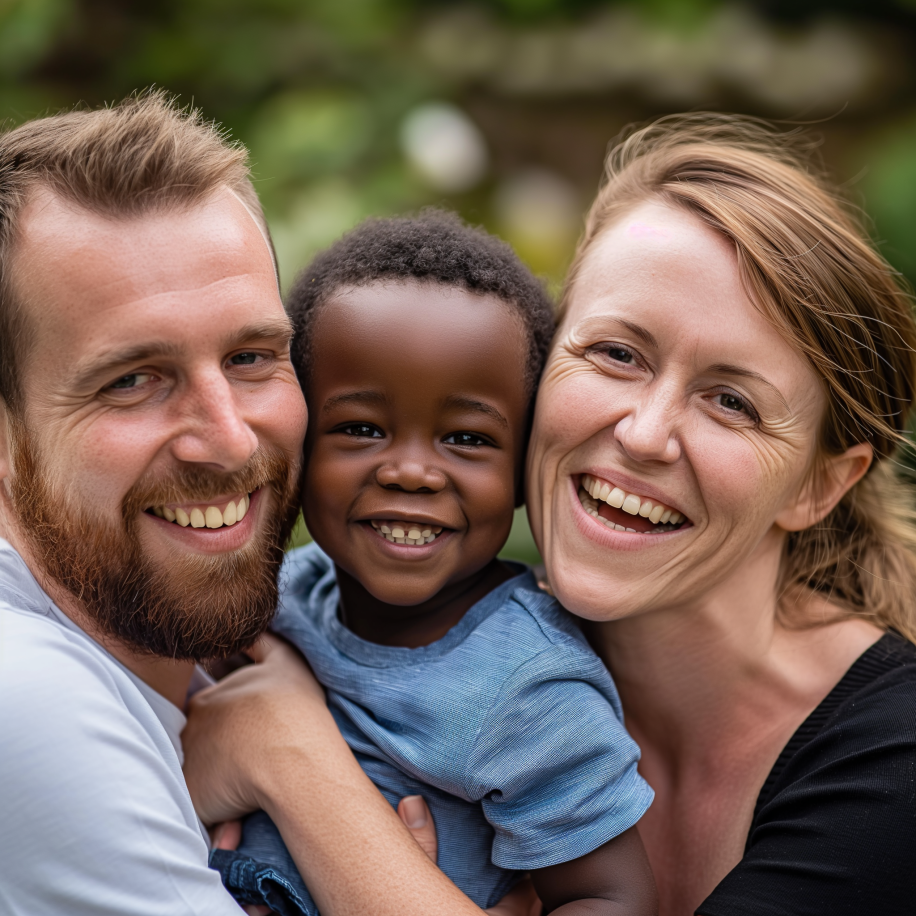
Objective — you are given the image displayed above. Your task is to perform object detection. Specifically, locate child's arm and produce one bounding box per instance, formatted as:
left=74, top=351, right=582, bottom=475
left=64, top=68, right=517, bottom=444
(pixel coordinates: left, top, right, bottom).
left=529, top=826, right=658, bottom=916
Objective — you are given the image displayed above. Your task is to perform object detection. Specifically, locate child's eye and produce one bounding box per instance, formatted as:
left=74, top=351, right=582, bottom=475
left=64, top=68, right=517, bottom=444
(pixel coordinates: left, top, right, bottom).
left=444, top=432, right=489, bottom=447
left=340, top=423, right=383, bottom=438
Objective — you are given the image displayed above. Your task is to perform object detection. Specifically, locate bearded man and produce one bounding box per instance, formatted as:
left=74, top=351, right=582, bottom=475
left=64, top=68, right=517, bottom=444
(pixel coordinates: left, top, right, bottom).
left=0, top=92, right=310, bottom=914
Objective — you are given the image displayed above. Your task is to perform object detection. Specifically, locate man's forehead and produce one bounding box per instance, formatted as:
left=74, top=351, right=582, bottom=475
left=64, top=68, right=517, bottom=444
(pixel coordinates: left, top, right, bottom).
left=11, top=188, right=285, bottom=381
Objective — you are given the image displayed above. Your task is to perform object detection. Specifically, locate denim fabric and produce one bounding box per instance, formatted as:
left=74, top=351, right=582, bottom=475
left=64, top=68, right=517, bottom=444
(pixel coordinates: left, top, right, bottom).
left=214, top=543, right=654, bottom=914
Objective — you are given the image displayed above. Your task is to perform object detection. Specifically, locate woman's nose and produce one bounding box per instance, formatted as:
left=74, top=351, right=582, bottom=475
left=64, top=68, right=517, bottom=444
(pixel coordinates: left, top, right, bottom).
left=375, top=453, right=448, bottom=493
left=613, top=393, right=681, bottom=465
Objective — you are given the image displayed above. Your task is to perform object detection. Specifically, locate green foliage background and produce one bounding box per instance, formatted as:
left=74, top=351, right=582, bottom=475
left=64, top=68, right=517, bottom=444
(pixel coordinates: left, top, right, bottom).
left=4, top=0, right=916, bottom=564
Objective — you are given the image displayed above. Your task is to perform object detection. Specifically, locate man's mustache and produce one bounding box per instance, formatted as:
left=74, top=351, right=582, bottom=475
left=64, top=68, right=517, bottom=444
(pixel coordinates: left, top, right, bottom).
left=121, top=447, right=295, bottom=523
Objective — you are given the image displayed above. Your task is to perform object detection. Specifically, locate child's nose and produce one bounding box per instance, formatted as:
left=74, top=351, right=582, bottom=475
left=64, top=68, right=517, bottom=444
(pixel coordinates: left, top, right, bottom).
left=376, top=456, right=447, bottom=493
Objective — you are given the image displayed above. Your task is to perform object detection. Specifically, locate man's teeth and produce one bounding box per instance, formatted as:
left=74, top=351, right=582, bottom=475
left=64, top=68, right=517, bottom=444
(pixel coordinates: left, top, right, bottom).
left=151, top=494, right=250, bottom=529
left=370, top=519, right=443, bottom=545
left=580, top=474, right=685, bottom=534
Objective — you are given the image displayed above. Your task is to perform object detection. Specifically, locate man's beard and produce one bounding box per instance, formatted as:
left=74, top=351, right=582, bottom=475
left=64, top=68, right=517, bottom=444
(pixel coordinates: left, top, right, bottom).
left=8, top=425, right=301, bottom=662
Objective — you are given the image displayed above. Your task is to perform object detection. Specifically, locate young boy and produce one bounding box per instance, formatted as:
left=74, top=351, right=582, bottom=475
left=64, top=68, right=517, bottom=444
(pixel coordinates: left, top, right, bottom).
left=211, top=211, right=657, bottom=915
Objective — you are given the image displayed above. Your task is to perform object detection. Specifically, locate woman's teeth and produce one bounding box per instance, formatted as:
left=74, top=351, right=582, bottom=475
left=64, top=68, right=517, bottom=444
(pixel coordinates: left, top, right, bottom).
left=370, top=520, right=442, bottom=545
left=580, top=474, right=685, bottom=534
left=151, top=494, right=250, bottom=529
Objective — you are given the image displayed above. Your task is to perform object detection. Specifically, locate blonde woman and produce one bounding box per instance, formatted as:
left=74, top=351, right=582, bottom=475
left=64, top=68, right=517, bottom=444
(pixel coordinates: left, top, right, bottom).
left=185, top=116, right=916, bottom=916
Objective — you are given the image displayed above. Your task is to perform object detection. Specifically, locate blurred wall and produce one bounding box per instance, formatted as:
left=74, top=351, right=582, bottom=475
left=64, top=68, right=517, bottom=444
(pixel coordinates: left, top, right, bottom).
left=4, top=0, right=915, bottom=562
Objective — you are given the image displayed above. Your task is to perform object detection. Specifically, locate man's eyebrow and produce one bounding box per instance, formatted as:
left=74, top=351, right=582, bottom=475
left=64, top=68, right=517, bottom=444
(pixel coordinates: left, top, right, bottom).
left=709, top=363, right=790, bottom=408
left=443, top=395, right=509, bottom=429
left=70, top=318, right=294, bottom=390
left=322, top=390, right=389, bottom=412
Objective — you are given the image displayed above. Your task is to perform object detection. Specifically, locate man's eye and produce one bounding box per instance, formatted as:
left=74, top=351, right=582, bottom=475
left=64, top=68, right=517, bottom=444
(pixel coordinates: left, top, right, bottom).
left=108, top=372, right=154, bottom=390
left=341, top=424, right=383, bottom=438
left=444, top=432, right=487, bottom=447
left=229, top=352, right=260, bottom=366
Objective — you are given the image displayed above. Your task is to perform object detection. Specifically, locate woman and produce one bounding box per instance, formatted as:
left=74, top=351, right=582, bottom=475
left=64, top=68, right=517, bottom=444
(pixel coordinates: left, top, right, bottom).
left=184, top=115, right=916, bottom=915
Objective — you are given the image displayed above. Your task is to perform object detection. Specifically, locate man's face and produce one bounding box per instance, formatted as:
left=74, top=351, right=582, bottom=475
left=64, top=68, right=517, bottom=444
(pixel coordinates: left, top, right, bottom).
left=1, top=189, right=308, bottom=659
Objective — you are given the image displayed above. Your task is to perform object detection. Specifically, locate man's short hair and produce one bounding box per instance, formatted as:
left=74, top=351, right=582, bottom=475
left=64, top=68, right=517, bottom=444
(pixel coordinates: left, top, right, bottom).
left=286, top=209, right=556, bottom=403
left=0, top=89, right=273, bottom=414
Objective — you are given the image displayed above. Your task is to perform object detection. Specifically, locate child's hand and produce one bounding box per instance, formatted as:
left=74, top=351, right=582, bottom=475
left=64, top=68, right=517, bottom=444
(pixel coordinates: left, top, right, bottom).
left=397, top=795, right=542, bottom=916
left=183, top=633, right=331, bottom=825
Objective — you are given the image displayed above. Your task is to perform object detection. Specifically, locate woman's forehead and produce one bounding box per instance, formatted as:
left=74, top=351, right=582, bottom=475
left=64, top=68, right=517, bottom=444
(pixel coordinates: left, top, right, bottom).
left=563, top=200, right=820, bottom=401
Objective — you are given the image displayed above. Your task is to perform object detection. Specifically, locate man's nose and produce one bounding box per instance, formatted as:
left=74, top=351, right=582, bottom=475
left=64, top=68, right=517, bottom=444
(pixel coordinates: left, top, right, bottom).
left=613, top=387, right=682, bottom=465
left=169, top=372, right=258, bottom=471
left=375, top=447, right=448, bottom=493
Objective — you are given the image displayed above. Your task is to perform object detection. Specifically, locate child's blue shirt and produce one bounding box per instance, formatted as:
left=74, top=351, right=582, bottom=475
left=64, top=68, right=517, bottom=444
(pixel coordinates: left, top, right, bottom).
left=213, top=543, right=654, bottom=914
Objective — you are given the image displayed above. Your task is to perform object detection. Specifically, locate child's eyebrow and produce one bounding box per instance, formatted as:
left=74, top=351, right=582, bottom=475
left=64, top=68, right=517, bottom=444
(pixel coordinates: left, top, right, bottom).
left=443, top=395, right=509, bottom=429
left=322, top=390, right=389, bottom=412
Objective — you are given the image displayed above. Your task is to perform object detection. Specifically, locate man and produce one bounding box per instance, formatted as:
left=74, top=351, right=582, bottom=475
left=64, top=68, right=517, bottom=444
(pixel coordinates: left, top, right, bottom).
left=0, top=92, right=308, bottom=914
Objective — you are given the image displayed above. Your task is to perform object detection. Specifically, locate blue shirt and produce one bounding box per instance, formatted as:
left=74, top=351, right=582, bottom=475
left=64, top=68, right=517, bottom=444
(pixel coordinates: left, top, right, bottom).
left=221, top=544, right=653, bottom=912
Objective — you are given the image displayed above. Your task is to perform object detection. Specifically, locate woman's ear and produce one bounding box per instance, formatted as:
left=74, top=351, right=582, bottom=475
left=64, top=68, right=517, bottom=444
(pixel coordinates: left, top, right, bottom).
left=776, top=442, right=873, bottom=533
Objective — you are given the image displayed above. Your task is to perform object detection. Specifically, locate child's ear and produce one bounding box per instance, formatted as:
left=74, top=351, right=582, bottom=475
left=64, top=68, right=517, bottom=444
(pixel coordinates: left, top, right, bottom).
left=775, top=442, right=873, bottom=532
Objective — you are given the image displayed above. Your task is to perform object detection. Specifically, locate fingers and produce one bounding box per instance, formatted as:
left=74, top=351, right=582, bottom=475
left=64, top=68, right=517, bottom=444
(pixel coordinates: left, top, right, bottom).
left=485, top=879, right=542, bottom=916
left=211, top=819, right=243, bottom=850
left=397, top=795, right=437, bottom=863
left=244, top=632, right=282, bottom=664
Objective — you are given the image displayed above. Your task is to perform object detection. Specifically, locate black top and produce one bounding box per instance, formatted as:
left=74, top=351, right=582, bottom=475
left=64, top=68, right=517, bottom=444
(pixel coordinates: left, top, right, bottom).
left=699, top=632, right=916, bottom=916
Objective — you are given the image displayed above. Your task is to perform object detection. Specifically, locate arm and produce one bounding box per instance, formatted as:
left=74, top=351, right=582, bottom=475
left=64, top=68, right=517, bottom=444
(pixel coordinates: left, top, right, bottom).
left=182, top=635, right=489, bottom=916
left=530, top=827, right=657, bottom=916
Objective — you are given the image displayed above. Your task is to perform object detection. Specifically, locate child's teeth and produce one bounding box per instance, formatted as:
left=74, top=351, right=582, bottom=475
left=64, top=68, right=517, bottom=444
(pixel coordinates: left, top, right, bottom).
left=374, top=520, right=442, bottom=546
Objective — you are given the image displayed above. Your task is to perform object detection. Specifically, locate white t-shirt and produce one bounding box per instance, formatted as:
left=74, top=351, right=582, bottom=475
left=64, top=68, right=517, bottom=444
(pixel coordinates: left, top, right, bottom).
left=0, top=538, right=242, bottom=915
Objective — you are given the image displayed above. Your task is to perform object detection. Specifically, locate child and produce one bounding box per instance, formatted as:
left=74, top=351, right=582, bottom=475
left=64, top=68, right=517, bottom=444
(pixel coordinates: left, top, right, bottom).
left=211, top=211, right=657, bottom=916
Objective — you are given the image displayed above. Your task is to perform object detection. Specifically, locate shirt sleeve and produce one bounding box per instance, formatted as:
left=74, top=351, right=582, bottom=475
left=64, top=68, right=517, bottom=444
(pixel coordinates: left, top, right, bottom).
left=0, top=614, right=242, bottom=916
left=699, top=672, right=916, bottom=916
left=463, top=646, right=654, bottom=871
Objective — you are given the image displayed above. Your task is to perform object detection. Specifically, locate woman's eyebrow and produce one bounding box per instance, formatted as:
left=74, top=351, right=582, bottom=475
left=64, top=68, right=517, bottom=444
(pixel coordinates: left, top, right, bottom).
left=709, top=363, right=790, bottom=408
left=574, top=316, right=659, bottom=348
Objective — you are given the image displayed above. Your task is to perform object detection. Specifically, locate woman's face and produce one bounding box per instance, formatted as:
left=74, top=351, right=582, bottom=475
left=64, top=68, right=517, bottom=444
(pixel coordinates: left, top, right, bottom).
left=527, top=200, right=827, bottom=621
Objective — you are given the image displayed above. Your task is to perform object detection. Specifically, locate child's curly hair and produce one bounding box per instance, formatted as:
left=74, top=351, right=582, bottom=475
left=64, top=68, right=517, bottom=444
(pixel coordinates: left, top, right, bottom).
left=286, top=208, right=556, bottom=404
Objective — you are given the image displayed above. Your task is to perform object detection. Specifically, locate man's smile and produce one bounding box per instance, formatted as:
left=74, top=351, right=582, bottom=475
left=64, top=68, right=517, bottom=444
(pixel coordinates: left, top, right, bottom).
left=148, top=491, right=252, bottom=529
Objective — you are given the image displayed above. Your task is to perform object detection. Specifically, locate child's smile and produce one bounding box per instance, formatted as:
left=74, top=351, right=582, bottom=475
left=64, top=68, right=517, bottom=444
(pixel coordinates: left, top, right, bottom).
left=301, top=278, right=532, bottom=646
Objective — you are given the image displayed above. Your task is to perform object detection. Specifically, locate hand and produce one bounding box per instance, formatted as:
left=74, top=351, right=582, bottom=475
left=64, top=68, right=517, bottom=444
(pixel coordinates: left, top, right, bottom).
left=182, top=633, right=331, bottom=825
left=397, top=796, right=541, bottom=916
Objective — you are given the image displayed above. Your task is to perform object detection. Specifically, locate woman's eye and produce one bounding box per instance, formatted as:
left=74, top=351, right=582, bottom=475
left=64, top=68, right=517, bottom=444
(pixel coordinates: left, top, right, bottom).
left=107, top=372, right=154, bottom=391
left=341, top=424, right=383, bottom=438
left=714, top=391, right=756, bottom=420
left=606, top=346, right=634, bottom=364
left=445, top=432, right=487, bottom=447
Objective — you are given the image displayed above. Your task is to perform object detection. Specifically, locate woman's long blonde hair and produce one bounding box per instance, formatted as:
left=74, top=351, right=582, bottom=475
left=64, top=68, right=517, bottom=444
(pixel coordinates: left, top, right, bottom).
left=562, top=114, right=916, bottom=642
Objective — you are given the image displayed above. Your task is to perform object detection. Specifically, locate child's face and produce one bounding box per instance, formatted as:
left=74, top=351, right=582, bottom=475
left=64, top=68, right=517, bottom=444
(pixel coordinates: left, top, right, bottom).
left=302, top=279, right=530, bottom=606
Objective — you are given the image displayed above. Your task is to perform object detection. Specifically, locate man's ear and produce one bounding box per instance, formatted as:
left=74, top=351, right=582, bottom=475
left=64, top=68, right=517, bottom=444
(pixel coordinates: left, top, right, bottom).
left=776, top=442, right=873, bottom=533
